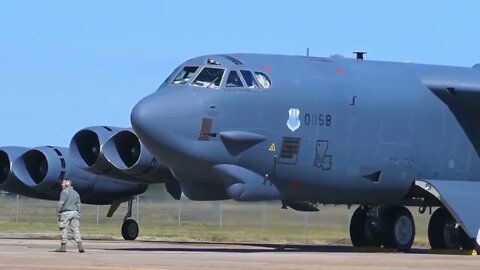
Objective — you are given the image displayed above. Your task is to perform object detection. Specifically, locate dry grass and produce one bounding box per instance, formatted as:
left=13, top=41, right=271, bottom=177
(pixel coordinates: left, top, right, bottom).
left=0, top=190, right=432, bottom=246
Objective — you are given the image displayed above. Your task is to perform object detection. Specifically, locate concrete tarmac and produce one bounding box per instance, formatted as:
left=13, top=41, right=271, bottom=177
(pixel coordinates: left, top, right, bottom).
left=0, top=238, right=479, bottom=270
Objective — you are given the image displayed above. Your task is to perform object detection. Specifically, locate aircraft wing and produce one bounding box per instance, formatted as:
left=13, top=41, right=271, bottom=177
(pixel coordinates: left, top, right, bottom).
left=423, top=73, right=480, bottom=156
left=416, top=179, right=480, bottom=242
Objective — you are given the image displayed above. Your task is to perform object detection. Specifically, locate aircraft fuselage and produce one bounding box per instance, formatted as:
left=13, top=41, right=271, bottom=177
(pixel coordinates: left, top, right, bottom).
left=131, top=54, right=480, bottom=205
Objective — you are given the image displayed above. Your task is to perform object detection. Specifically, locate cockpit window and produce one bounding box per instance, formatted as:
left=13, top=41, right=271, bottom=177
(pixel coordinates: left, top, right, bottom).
left=255, top=72, right=271, bottom=88
left=240, top=70, right=259, bottom=88
left=172, top=66, right=199, bottom=84
left=225, top=71, right=244, bottom=87
left=192, top=67, right=225, bottom=88
left=206, top=59, right=221, bottom=65
left=161, top=66, right=181, bottom=86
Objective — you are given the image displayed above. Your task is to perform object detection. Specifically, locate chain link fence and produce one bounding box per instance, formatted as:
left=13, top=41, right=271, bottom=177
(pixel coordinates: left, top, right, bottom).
left=0, top=188, right=431, bottom=245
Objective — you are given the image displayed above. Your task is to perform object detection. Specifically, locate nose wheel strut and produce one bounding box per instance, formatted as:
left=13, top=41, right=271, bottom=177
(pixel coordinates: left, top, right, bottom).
left=107, top=197, right=140, bottom=240
left=122, top=198, right=139, bottom=240
left=121, top=197, right=139, bottom=240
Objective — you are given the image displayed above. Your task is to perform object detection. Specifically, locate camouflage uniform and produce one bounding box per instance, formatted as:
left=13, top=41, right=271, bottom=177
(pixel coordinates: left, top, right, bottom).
left=57, top=185, right=83, bottom=250
left=58, top=210, right=82, bottom=243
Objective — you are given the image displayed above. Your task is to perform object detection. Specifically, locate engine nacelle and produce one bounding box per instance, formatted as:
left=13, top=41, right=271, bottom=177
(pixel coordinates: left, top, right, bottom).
left=13, top=146, right=148, bottom=204
left=85, top=177, right=148, bottom=205
left=69, top=126, right=149, bottom=183
left=0, top=147, right=55, bottom=199
left=13, top=146, right=74, bottom=193
left=69, top=126, right=124, bottom=173
left=102, top=130, right=175, bottom=183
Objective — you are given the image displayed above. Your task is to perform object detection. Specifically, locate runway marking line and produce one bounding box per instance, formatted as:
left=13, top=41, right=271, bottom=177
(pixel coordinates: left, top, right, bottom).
left=353, top=247, right=478, bottom=256
left=0, top=264, right=161, bottom=270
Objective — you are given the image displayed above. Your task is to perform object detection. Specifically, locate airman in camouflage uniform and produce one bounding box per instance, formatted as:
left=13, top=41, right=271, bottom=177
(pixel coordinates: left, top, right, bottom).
left=55, top=179, right=85, bottom=253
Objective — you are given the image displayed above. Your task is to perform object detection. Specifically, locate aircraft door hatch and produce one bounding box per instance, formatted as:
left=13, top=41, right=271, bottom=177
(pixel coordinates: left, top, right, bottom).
left=198, top=118, right=213, bottom=141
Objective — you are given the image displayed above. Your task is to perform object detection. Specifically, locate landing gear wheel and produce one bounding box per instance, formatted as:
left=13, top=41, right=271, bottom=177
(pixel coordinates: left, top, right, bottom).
left=350, top=207, right=368, bottom=247
left=461, top=236, right=475, bottom=250
left=350, top=206, right=381, bottom=247
left=122, top=219, right=139, bottom=240
left=428, top=207, right=470, bottom=250
left=385, top=206, right=415, bottom=251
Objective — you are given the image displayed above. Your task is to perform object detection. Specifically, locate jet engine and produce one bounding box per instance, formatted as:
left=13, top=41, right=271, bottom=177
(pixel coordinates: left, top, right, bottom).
left=0, top=146, right=55, bottom=199
left=13, top=146, right=68, bottom=193
left=69, top=126, right=124, bottom=172
left=13, top=146, right=148, bottom=204
left=69, top=126, right=146, bottom=181
left=102, top=130, right=175, bottom=183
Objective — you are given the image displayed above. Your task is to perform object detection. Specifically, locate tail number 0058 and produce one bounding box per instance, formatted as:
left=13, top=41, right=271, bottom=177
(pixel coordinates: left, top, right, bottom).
left=304, top=114, right=331, bottom=126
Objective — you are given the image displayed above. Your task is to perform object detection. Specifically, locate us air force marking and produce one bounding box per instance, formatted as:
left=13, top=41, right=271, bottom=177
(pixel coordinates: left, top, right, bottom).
left=287, top=108, right=300, bottom=132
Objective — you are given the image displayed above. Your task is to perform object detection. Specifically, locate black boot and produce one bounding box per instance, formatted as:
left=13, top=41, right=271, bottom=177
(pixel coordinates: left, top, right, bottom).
left=78, top=242, right=85, bottom=253
left=55, top=243, right=66, bottom=253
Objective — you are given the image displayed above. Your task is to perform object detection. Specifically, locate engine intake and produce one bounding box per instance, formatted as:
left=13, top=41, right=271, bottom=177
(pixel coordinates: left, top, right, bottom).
left=103, top=130, right=142, bottom=170
left=73, top=129, right=100, bottom=167
left=103, top=130, right=174, bottom=183
left=70, top=126, right=124, bottom=172
left=0, top=150, right=10, bottom=185
left=0, top=147, right=55, bottom=199
left=13, top=146, right=68, bottom=192
left=13, top=145, right=147, bottom=204
left=22, top=150, right=49, bottom=184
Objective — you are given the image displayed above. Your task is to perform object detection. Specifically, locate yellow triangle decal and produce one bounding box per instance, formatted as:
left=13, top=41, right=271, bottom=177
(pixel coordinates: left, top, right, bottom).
left=269, top=143, right=276, bottom=152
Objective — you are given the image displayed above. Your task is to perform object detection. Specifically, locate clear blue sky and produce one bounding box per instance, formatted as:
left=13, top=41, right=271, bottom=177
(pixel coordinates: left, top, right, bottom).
left=1, top=0, right=479, bottom=147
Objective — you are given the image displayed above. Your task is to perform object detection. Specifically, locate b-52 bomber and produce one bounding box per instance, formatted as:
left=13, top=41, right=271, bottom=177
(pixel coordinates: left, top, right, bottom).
left=3, top=52, right=480, bottom=252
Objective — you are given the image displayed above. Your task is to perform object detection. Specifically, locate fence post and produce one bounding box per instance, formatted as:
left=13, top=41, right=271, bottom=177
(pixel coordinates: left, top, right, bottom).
left=136, top=195, right=140, bottom=222
left=262, top=201, right=267, bottom=229
left=219, top=201, right=223, bottom=230
left=304, top=212, right=309, bottom=232
left=15, top=195, right=19, bottom=223
left=177, top=199, right=182, bottom=228
left=96, top=205, right=99, bottom=225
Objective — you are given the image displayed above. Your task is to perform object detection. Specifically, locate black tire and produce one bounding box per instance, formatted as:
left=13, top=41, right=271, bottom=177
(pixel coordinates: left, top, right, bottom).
left=385, top=206, right=415, bottom=251
left=350, top=206, right=381, bottom=247
left=378, top=207, right=397, bottom=248
left=459, top=226, right=475, bottom=250
left=350, top=207, right=368, bottom=247
left=428, top=207, right=462, bottom=249
left=122, top=219, right=139, bottom=240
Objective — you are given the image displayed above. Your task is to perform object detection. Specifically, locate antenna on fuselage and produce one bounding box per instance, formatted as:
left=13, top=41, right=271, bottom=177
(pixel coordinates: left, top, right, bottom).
left=353, top=51, right=366, bottom=60
left=306, top=48, right=310, bottom=57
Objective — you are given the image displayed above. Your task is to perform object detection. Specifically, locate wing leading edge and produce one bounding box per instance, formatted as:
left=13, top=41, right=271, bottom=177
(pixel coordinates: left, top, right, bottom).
left=415, top=179, right=480, bottom=244
left=422, top=70, right=480, bottom=157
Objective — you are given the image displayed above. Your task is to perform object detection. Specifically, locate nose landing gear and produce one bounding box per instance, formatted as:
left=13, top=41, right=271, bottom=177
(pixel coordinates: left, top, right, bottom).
left=121, top=198, right=139, bottom=240
left=107, top=197, right=140, bottom=241
left=122, top=218, right=139, bottom=240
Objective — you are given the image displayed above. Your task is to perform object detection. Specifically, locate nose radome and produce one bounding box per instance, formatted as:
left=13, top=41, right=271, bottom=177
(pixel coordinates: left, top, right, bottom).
left=131, top=91, right=191, bottom=138
left=131, top=90, right=203, bottom=136
left=131, top=90, right=205, bottom=166
left=131, top=94, right=156, bottom=133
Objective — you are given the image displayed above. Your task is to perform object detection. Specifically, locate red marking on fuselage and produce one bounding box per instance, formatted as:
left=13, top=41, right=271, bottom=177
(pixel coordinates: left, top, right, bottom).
left=290, top=179, right=300, bottom=189
left=337, top=67, right=345, bottom=75
left=263, top=65, right=272, bottom=72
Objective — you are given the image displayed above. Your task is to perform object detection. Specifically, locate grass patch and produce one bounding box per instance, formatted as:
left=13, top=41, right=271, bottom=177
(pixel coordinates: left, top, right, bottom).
left=0, top=195, right=432, bottom=246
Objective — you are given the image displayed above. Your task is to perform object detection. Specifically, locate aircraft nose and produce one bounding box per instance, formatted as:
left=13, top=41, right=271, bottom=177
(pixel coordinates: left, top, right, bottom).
left=131, top=91, right=203, bottom=159
left=131, top=93, right=170, bottom=142
left=131, top=94, right=157, bottom=133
